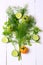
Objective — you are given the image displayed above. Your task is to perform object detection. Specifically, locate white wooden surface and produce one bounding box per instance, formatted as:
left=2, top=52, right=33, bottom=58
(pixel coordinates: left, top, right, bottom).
left=0, top=0, right=43, bottom=65
left=36, top=0, right=43, bottom=65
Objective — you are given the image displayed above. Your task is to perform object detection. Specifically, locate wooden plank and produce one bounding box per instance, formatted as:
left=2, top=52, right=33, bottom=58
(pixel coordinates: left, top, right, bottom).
left=35, top=0, right=43, bottom=65
left=6, top=0, right=36, bottom=65
left=0, top=0, right=8, bottom=65
left=0, top=44, right=6, bottom=65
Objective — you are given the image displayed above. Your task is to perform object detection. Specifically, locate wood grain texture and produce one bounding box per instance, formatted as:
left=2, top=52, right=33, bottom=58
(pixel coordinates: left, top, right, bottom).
left=0, top=0, right=43, bottom=65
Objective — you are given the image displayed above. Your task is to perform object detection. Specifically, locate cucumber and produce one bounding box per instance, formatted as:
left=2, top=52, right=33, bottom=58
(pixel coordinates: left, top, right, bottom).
left=32, top=35, right=39, bottom=41
left=16, top=12, right=22, bottom=19
left=2, top=36, right=8, bottom=43
left=11, top=50, right=18, bottom=57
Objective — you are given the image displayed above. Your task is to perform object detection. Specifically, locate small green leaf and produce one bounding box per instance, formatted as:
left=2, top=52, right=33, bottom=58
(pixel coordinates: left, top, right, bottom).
left=27, top=40, right=32, bottom=46
left=28, top=43, right=32, bottom=46
left=33, top=26, right=41, bottom=34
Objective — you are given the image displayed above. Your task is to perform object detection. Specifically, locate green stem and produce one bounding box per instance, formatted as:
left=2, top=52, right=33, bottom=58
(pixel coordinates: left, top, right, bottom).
left=18, top=41, right=22, bottom=60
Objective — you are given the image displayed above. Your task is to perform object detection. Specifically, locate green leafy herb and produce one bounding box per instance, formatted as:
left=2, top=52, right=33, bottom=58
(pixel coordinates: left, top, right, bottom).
left=2, top=5, right=42, bottom=60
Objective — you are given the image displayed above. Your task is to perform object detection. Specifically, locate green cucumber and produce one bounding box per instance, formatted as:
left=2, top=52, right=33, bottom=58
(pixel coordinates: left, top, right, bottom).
left=32, top=35, right=40, bottom=41
left=11, top=50, right=18, bottom=57
left=2, top=36, right=8, bottom=43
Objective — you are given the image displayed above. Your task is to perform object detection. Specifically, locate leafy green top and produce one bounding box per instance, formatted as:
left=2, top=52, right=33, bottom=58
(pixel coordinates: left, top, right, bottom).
left=2, top=5, right=42, bottom=60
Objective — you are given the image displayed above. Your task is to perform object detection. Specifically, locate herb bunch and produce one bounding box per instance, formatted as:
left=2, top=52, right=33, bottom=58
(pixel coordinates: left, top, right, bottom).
left=2, top=6, right=41, bottom=60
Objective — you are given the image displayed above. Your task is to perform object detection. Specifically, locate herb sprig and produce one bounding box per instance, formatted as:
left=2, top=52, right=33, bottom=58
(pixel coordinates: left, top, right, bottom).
left=2, top=5, right=41, bottom=60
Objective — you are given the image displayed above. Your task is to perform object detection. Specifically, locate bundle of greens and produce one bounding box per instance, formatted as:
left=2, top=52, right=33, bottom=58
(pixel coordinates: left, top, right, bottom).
left=2, top=5, right=41, bottom=60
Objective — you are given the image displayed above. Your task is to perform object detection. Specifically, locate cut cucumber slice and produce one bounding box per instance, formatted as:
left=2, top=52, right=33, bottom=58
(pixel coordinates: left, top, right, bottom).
left=22, top=15, right=29, bottom=23
left=16, top=12, right=22, bottom=19
left=11, top=50, right=18, bottom=57
left=2, top=36, right=8, bottom=43
left=32, top=35, right=39, bottom=41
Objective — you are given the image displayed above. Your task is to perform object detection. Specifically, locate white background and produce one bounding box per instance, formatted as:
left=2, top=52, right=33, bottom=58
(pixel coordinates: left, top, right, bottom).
left=0, top=0, right=43, bottom=65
